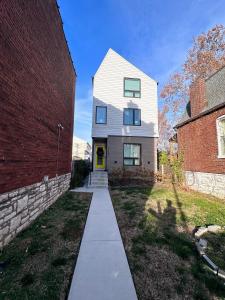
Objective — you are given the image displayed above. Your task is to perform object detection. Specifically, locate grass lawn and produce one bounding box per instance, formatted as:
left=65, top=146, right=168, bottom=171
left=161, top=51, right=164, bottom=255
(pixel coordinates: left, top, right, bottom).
left=0, top=191, right=92, bottom=300
left=111, top=183, right=225, bottom=300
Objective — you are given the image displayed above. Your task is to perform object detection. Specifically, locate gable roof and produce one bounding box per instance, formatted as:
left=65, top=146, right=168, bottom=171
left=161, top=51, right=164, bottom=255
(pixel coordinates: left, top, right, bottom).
left=176, top=66, right=225, bottom=128
left=94, top=48, right=157, bottom=83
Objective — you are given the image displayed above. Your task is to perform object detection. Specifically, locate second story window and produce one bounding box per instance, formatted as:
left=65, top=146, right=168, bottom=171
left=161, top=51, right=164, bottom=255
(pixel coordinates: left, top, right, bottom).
left=96, top=106, right=107, bottom=124
left=124, top=108, right=141, bottom=126
left=124, top=78, right=141, bottom=98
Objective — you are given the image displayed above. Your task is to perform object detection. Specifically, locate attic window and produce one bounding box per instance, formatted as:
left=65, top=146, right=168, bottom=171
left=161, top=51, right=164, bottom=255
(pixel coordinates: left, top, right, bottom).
left=217, top=115, right=225, bottom=158
left=124, top=78, right=141, bottom=98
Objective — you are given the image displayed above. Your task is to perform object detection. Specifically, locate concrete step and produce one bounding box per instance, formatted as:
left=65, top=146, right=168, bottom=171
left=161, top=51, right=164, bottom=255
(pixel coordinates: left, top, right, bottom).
left=91, top=182, right=108, bottom=185
left=90, top=185, right=108, bottom=188
left=91, top=172, right=108, bottom=175
left=91, top=176, right=108, bottom=180
left=88, top=171, right=108, bottom=188
left=89, top=185, right=108, bottom=188
left=90, top=177, right=108, bottom=181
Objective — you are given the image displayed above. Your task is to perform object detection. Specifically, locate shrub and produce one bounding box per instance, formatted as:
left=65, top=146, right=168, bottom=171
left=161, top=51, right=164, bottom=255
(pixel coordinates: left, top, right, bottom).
left=70, top=160, right=90, bottom=188
left=158, top=151, right=184, bottom=184
left=159, top=151, right=169, bottom=166
left=109, top=167, right=156, bottom=187
left=170, top=152, right=184, bottom=184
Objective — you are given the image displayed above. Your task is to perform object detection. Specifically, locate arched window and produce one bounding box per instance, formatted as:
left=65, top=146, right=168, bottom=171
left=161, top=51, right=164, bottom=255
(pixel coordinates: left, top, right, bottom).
left=217, top=115, right=225, bottom=158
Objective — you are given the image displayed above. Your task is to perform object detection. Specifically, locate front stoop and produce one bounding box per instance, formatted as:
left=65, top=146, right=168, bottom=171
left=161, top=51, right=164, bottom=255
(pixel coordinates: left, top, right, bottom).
left=88, top=171, right=108, bottom=188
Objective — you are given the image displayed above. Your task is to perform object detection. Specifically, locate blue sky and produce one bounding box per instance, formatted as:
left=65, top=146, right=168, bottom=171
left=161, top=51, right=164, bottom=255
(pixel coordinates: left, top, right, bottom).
left=58, top=0, right=225, bottom=143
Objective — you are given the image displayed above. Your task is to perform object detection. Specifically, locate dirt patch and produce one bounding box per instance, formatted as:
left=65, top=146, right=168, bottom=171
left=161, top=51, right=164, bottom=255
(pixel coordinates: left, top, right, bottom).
left=205, top=231, right=225, bottom=271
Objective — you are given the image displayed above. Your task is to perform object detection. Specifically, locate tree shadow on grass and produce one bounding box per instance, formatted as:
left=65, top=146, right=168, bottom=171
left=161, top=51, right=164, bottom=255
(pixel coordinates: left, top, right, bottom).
left=124, top=185, right=225, bottom=300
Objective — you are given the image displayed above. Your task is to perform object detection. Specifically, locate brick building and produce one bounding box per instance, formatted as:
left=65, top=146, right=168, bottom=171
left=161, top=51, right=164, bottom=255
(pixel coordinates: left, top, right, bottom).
left=175, top=66, right=225, bottom=198
left=0, top=0, right=76, bottom=247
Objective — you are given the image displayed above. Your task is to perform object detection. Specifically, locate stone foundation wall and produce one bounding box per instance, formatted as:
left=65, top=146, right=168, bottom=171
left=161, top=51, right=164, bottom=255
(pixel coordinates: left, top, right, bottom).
left=185, top=171, right=225, bottom=199
left=0, top=173, right=71, bottom=248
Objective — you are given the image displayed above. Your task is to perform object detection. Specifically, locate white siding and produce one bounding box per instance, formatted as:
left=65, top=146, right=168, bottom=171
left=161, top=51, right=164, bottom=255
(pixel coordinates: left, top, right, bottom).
left=72, top=136, right=92, bottom=160
left=92, top=49, right=158, bottom=138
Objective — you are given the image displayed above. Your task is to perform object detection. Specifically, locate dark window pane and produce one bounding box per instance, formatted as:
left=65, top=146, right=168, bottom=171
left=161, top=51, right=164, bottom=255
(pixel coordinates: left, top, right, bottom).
left=134, top=109, right=141, bottom=125
left=124, top=109, right=133, bottom=125
left=96, top=106, right=107, bottom=124
left=124, top=108, right=141, bottom=126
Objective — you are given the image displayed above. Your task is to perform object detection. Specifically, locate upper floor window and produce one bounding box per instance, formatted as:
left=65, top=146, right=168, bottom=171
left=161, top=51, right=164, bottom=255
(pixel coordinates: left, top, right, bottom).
left=124, top=78, right=141, bottom=98
left=124, top=108, right=141, bottom=126
left=96, top=106, right=107, bottom=124
left=217, top=115, right=225, bottom=158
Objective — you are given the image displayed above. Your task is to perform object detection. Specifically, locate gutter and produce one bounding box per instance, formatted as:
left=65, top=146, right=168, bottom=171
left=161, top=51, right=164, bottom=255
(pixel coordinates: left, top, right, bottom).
left=175, top=102, right=225, bottom=129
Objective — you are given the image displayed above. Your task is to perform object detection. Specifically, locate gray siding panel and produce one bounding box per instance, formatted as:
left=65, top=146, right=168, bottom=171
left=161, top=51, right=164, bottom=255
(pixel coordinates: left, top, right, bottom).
left=107, top=136, right=157, bottom=173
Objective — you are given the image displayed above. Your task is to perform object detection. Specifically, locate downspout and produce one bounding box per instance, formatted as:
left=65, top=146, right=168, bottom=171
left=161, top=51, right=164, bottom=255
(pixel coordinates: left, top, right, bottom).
left=56, top=123, right=64, bottom=176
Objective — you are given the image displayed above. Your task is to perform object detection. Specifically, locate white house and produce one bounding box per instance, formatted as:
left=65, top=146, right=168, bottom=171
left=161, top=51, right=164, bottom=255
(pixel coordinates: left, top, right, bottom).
left=91, top=48, right=158, bottom=176
left=72, top=136, right=92, bottom=160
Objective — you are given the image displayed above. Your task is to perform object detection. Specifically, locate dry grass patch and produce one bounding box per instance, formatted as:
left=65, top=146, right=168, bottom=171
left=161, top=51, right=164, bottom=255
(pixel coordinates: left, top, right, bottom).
left=205, top=231, right=225, bottom=271
left=0, top=191, right=92, bottom=300
left=111, top=184, right=225, bottom=300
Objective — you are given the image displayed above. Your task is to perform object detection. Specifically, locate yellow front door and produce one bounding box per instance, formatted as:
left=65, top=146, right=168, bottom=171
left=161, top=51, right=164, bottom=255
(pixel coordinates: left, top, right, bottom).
left=95, top=145, right=106, bottom=170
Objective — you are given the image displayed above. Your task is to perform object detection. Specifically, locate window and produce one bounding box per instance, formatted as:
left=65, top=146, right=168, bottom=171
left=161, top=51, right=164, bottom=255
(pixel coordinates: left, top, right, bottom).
left=124, top=144, right=141, bottom=166
left=124, top=108, right=141, bottom=126
left=217, top=115, right=225, bottom=158
left=96, top=106, right=107, bottom=124
left=124, top=78, right=141, bottom=98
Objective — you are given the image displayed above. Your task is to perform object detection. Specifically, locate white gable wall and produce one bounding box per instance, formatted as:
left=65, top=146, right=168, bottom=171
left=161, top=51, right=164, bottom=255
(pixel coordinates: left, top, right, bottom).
left=92, top=49, right=158, bottom=138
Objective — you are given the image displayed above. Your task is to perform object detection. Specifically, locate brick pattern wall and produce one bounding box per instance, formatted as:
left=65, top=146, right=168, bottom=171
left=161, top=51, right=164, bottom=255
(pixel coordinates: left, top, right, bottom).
left=0, top=174, right=71, bottom=248
left=177, top=107, right=225, bottom=173
left=0, top=0, right=75, bottom=194
left=190, top=78, right=207, bottom=117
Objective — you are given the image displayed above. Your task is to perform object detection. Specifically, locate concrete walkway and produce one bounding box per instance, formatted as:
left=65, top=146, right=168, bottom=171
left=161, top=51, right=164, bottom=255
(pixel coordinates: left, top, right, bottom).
left=68, top=187, right=138, bottom=300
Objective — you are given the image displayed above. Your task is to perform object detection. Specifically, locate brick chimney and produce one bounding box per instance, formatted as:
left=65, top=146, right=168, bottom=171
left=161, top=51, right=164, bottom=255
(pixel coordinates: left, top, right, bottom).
left=190, top=78, right=207, bottom=117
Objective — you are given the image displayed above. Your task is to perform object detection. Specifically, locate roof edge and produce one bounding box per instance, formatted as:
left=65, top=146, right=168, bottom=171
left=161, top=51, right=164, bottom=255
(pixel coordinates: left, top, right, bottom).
left=56, top=0, right=77, bottom=76
left=205, top=65, right=225, bottom=82
left=175, top=101, right=225, bottom=129
left=93, top=48, right=157, bottom=83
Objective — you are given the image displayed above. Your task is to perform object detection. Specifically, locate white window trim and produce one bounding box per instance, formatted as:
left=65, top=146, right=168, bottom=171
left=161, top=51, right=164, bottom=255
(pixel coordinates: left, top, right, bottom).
left=216, top=114, right=225, bottom=158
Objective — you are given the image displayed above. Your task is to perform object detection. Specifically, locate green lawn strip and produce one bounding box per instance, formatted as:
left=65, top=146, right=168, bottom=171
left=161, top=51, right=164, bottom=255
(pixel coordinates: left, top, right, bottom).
left=0, top=191, right=92, bottom=300
left=143, top=185, right=225, bottom=227
left=111, top=185, right=225, bottom=300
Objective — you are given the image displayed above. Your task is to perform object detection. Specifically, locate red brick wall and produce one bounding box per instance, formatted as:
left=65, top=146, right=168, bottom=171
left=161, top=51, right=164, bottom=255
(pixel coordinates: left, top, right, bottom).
left=190, top=78, right=207, bottom=117
left=177, top=107, right=225, bottom=174
left=0, top=0, right=76, bottom=193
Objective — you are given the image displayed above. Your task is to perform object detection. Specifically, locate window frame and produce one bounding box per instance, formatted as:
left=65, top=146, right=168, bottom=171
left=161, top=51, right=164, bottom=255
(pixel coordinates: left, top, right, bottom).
left=124, top=77, right=141, bottom=98
left=95, top=106, right=107, bottom=124
left=123, top=108, right=141, bottom=126
left=216, top=115, right=225, bottom=158
left=123, top=143, right=141, bottom=166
